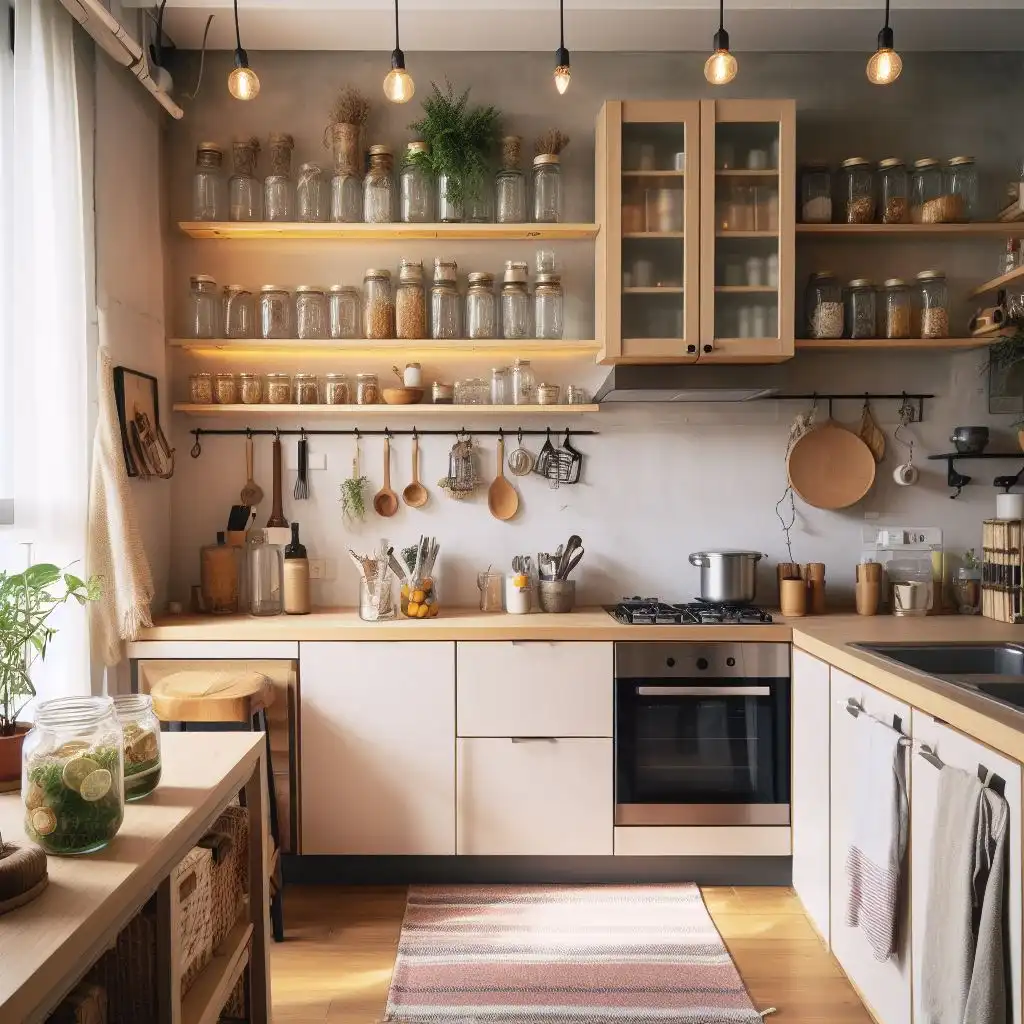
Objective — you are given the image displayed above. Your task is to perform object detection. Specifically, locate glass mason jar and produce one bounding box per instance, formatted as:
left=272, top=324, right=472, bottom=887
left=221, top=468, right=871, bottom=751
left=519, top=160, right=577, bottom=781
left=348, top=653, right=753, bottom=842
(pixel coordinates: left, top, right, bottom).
left=296, top=163, right=327, bottom=223
left=465, top=189, right=491, bottom=224
left=401, top=570, right=440, bottom=618
left=214, top=372, right=237, bottom=405
left=881, top=278, right=912, bottom=339
left=800, top=164, right=832, bottom=223
left=259, top=286, right=293, bottom=339
left=911, top=157, right=945, bottom=223
left=916, top=269, right=949, bottom=338
left=323, top=373, right=352, bottom=404
left=501, top=261, right=530, bottom=339
left=400, top=141, right=434, bottom=223
left=22, top=696, right=125, bottom=855
left=466, top=272, right=497, bottom=339
left=438, top=172, right=464, bottom=223
left=495, top=135, right=527, bottom=224
left=192, top=142, right=225, bottom=221
left=248, top=532, right=284, bottom=615
left=238, top=372, right=263, bottom=405
left=113, top=694, right=162, bottom=801
left=840, top=157, right=875, bottom=224
left=947, top=156, right=978, bottom=222
left=431, top=258, right=461, bottom=340
left=454, top=378, right=489, bottom=404
left=265, top=373, right=292, bottom=404
left=223, top=284, right=254, bottom=339
left=295, top=285, right=328, bottom=340
left=535, top=273, right=564, bottom=340
left=844, top=278, right=877, bottom=340
left=229, top=137, right=261, bottom=221
left=264, top=133, right=295, bottom=222
left=490, top=366, right=509, bottom=405
left=533, top=154, right=563, bottom=222
left=190, top=372, right=213, bottom=404
left=188, top=274, right=219, bottom=338
left=363, top=145, right=395, bottom=224
left=330, top=122, right=363, bottom=224
left=329, top=285, right=361, bottom=339
left=805, top=271, right=844, bottom=339
left=396, top=259, right=427, bottom=340
left=293, top=372, right=320, bottom=405
left=511, top=358, right=537, bottom=405
left=356, top=372, right=380, bottom=405
left=363, top=269, right=394, bottom=339
left=877, top=158, right=909, bottom=224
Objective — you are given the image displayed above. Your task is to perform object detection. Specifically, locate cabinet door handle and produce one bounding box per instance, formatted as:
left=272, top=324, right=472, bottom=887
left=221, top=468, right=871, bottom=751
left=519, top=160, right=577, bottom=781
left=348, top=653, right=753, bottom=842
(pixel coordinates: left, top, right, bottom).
left=510, top=736, right=558, bottom=743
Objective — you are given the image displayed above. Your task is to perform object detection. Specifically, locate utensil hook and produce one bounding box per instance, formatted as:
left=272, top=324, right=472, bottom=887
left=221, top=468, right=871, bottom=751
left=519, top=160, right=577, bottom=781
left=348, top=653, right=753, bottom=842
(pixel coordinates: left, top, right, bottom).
left=275, top=427, right=281, bottom=441
left=517, top=428, right=523, bottom=445
left=498, top=426, right=504, bottom=441
left=564, top=428, right=571, bottom=444
left=300, top=427, right=306, bottom=440
left=190, top=430, right=202, bottom=458
left=246, top=427, right=253, bottom=440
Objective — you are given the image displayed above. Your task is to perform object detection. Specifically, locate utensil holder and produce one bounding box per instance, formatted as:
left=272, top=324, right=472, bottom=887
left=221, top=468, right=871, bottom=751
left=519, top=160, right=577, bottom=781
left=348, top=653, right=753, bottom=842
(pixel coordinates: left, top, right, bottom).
left=779, top=578, right=807, bottom=617
left=538, top=579, right=576, bottom=614
left=855, top=581, right=880, bottom=616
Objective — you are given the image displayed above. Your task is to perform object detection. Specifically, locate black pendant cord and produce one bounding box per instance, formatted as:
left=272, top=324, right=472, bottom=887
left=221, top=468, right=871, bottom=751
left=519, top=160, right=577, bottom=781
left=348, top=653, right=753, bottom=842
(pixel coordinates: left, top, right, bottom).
left=718, top=0, right=725, bottom=33
left=394, top=0, right=401, bottom=51
left=559, top=0, right=565, bottom=51
left=883, top=0, right=891, bottom=30
left=233, top=0, right=242, bottom=52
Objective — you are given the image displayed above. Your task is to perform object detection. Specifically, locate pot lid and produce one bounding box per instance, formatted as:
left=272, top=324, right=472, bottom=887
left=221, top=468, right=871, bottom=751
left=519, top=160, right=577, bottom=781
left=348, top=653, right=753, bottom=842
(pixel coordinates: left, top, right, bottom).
left=690, top=549, right=764, bottom=558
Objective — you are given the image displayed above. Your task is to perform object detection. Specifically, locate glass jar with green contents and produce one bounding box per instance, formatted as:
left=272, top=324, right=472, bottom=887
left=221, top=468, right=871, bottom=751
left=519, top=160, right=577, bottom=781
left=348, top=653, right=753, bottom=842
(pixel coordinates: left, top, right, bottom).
left=113, top=694, right=162, bottom=800
left=22, top=696, right=125, bottom=854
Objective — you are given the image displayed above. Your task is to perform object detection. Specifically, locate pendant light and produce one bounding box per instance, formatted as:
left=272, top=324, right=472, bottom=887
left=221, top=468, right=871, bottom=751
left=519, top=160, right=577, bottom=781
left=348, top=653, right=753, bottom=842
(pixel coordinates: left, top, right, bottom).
left=553, top=0, right=571, bottom=95
left=383, top=0, right=415, bottom=104
left=866, top=0, right=903, bottom=85
left=227, top=0, right=260, bottom=100
left=703, top=0, right=737, bottom=85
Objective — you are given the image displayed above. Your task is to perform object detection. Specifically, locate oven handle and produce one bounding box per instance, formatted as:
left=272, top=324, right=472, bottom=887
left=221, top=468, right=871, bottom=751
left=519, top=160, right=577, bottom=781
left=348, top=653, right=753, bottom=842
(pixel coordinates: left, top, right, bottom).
left=635, top=685, right=771, bottom=697
left=510, top=736, right=559, bottom=743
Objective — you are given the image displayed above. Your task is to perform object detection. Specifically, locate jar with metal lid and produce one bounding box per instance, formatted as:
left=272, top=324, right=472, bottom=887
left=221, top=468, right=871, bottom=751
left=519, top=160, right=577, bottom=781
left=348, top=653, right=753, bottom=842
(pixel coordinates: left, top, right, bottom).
left=454, top=378, right=489, bottom=405
left=805, top=272, right=844, bottom=339
left=259, top=286, right=292, bottom=339
left=356, top=372, right=380, bottom=405
left=916, top=269, right=949, bottom=338
left=432, top=381, right=454, bottom=404
left=534, top=273, right=564, bottom=340
left=511, top=358, right=536, bottom=405
left=431, top=258, right=461, bottom=340
left=501, top=261, right=531, bottom=339
left=363, top=269, right=394, bottom=339
left=329, top=285, right=361, bottom=339
left=264, top=133, right=294, bottom=222
left=223, top=284, right=254, bottom=338
left=800, top=164, right=832, bottom=223
left=400, top=141, right=434, bottom=223
left=265, top=373, right=292, bottom=404
left=189, top=372, right=213, bottom=404
left=438, top=172, right=463, bottom=223
left=844, top=279, right=877, bottom=339
left=396, top=260, right=427, bottom=340
left=113, top=694, right=162, bottom=801
left=947, top=156, right=977, bottom=221
left=323, top=373, right=352, bottom=404
left=238, top=372, right=264, bottom=405
left=229, top=137, right=261, bottom=221
left=214, top=372, right=238, bottom=404
left=294, top=372, right=320, bottom=405
left=881, top=278, right=912, bottom=339
left=193, top=142, right=225, bottom=221
left=840, top=157, right=875, bottom=223
left=911, top=158, right=946, bottom=223
left=295, top=286, right=328, bottom=339
left=363, top=145, right=395, bottom=224
left=496, top=135, right=527, bottom=224
left=329, top=122, right=363, bottom=223
left=466, top=272, right=497, bottom=339
left=533, top=154, right=563, bottom=223
left=877, top=158, right=909, bottom=224
left=296, top=163, right=327, bottom=222
left=188, top=275, right=219, bottom=338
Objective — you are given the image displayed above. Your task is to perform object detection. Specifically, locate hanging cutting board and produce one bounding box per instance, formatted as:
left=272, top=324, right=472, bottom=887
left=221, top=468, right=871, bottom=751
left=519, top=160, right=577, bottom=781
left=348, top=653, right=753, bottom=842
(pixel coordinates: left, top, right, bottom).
left=787, top=420, right=876, bottom=510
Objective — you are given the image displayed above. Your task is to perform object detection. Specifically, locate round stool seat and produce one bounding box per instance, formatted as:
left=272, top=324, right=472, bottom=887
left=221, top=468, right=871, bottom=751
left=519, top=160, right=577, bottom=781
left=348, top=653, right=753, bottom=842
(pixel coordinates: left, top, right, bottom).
left=150, top=669, right=274, bottom=724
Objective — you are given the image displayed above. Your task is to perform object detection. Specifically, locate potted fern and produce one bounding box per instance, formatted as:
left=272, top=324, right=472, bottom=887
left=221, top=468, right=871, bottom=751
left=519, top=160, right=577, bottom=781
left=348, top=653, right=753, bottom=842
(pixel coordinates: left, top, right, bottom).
left=0, top=565, right=99, bottom=786
left=408, top=82, right=502, bottom=223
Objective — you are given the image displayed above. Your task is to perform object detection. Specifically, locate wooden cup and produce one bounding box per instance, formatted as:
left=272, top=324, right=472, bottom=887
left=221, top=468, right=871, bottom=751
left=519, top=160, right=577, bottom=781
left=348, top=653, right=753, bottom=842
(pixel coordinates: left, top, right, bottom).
left=780, top=578, right=808, bottom=617
left=855, top=581, right=880, bottom=616
left=857, top=561, right=882, bottom=583
left=777, top=563, right=801, bottom=589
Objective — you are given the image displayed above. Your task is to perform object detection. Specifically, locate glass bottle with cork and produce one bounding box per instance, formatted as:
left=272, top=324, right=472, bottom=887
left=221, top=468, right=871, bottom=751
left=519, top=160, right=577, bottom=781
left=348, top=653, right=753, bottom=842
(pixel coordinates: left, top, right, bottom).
left=283, top=522, right=311, bottom=615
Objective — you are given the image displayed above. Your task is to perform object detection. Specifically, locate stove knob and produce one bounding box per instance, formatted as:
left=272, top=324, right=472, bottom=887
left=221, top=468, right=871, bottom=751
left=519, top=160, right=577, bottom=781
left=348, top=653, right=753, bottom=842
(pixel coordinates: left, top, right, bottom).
left=666, top=657, right=676, bottom=668
left=696, top=657, right=709, bottom=671
left=726, top=657, right=736, bottom=667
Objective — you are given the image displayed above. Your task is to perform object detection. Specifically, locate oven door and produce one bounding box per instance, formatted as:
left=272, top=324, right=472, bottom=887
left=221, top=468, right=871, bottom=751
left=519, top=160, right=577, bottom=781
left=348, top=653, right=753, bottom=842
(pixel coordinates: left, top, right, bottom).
left=615, top=676, right=790, bottom=826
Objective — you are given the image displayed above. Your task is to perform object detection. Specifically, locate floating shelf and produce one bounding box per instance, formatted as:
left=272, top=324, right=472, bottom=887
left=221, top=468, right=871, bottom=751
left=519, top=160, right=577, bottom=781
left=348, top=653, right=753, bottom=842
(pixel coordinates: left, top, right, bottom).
left=715, top=285, right=778, bottom=294
left=969, top=264, right=1024, bottom=299
left=797, top=222, right=1024, bottom=237
left=796, top=338, right=998, bottom=352
left=174, top=403, right=600, bottom=417
left=178, top=221, right=600, bottom=241
left=927, top=451, right=1024, bottom=498
left=168, top=337, right=600, bottom=357
left=716, top=169, right=779, bottom=177
left=622, top=170, right=684, bottom=178
left=622, top=287, right=684, bottom=294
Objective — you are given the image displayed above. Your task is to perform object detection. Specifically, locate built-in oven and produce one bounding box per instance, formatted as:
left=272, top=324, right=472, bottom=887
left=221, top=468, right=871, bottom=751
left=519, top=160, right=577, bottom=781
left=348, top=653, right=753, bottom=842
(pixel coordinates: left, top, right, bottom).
left=615, top=642, right=790, bottom=826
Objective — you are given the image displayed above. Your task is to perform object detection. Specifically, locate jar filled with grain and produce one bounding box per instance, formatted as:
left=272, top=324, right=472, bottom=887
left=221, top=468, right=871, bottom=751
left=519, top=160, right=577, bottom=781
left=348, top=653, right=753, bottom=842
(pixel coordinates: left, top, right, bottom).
left=877, top=158, right=909, bottom=224
left=296, top=163, right=327, bottom=223
left=188, top=275, right=219, bottom=339
left=947, top=156, right=978, bottom=221
left=431, top=258, right=461, bottom=340
left=229, top=137, right=261, bottom=221
left=363, top=269, right=395, bottom=339
left=295, top=286, right=328, bottom=340
left=501, top=260, right=531, bottom=339
left=805, top=272, right=844, bottom=339
left=193, top=142, right=225, bottom=221
left=466, top=272, right=497, bottom=339
left=238, top=372, right=263, bottom=405
left=916, top=269, right=949, bottom=339
left=396, top=259, right=427, bottom=340
left=911, top=158, right=946, bottom=223
left=844, top=279, right=877, bottom=340
left=329, top=285, right=361, bottom=339
left=214, top=372, right=238, bottom=404
left=534, top=273, right=564, bottom=340
left=363, top=145, right=395, bottom=224
left=259, top=286, right=292, bottom=339
left=293, top=373, right=320, bottom=405
left=356, top=372, right=380, bottom=405
left=265, top=373, right=292, bottom=404
left=400, top=142, right=434, bottom=223
left=323, top=373, right=353, bottom=404
left=189, top=372, right=213, bottom=404
left=800, top=164, right=832, bottom=223
left=223, top=285, right=254, bottom=338
left=881, top=278, right=912, bottom=339
left=264, top=134, right=294, bottom=222
left=840, top=157, right=875, bottom=224
left=533, top=154, right=563, bottom=223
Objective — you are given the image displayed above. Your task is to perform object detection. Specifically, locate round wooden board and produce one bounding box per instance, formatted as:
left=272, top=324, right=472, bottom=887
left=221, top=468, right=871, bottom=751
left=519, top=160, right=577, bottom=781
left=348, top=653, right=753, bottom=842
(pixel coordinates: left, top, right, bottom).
left=787, top=421, right=876, bottom=510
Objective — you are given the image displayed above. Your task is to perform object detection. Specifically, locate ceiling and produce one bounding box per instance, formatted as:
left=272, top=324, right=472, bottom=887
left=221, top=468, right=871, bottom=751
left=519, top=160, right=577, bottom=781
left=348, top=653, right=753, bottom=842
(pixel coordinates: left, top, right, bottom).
left=141, top=0, right=1024, bottom=52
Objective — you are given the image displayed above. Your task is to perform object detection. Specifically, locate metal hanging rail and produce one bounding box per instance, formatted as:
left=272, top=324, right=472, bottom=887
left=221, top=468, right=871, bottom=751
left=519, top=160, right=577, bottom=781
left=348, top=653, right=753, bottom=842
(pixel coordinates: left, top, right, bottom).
left=772, top=391, right=933, bottom=421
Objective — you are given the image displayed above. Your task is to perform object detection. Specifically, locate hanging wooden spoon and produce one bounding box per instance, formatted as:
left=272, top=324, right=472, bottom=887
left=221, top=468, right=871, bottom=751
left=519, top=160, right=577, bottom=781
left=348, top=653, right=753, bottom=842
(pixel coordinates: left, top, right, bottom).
left=239, top=434, right=264, bottom=506
left=487, top=435, right=519, bottom=522
left=265, top=435, right=288, bottom=528
left=403, top=434, right=429, bottom=508
left=373, top=436, right=400, bottom=518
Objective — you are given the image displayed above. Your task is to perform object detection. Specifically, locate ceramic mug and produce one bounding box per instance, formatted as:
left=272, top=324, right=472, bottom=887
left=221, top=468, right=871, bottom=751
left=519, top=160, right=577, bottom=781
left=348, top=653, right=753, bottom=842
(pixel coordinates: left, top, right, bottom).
left=893, top=462, right=919, bottom=487
left=893, top=581, right=928, bottom=616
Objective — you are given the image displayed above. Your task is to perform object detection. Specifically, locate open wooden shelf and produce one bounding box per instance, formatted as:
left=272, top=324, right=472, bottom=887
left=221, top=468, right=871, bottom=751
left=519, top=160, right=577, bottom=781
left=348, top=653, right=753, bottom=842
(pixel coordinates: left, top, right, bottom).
left=168, top=337, right=600, bottom=356
left=969, top=264, right=1024, bottom=299
left=622, top=287, right=684, bottom=294
left=796, top=337, right=998, bottom=352
left=716, top=169, right=778, bottom=177
left=622, top=170, right=684, bottom=178
left=179, top=221, right=599, bottom=241
left=173, top=403, right=600, bottom=417
left=181, top=916, right=253, bottom=1024
left=715, top=285, right=778, bottom=294
left=798, top=222, right=1024, bottom=237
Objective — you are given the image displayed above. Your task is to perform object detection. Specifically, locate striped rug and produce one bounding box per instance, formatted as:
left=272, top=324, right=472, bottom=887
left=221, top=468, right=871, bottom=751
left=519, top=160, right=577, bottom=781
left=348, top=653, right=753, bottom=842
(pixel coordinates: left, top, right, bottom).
left=382, top=884, right=768, bottom=1023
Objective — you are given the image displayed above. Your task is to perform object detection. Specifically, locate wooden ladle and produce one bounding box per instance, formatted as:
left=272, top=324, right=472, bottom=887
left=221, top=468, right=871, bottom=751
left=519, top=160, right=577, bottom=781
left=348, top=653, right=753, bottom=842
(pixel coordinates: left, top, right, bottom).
left=373, top=437, right=400, bottom=518
left=487, top=435, right=519, bottom=522
left=402, top=434, right=428, bottom=508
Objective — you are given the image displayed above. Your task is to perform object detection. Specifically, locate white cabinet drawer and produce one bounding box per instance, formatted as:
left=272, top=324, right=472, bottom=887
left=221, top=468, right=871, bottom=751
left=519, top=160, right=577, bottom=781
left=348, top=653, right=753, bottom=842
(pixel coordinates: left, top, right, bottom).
left=457, top=737, right=613, bottom=855
left=457, top=641, right=613, bottom=737
left=614, top=826, right=791, bottom=857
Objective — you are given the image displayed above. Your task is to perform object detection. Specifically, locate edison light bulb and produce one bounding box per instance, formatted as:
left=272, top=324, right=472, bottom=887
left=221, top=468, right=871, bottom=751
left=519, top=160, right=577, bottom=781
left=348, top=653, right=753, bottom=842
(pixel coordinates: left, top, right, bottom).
left=228, top=65, right=260, bottom=101
left=866, top=47, right=902, bottom=85
left=554, top=65, right=571, bottom=95
left=383, top=67, right=415, bottom=104
left=704, top=49, right=738, bottom=85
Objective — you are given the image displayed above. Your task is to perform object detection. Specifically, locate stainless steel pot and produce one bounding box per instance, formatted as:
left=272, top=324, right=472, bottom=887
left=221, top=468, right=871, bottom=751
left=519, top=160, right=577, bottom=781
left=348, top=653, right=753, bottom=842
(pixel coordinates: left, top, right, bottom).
left=688, top=550, right=764, bottom=604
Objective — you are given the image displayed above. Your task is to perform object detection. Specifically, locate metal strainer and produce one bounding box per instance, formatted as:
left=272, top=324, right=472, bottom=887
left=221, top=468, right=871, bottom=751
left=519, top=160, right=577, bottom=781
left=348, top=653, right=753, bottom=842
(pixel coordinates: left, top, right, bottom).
left=507, top=429, right=535, bottom=477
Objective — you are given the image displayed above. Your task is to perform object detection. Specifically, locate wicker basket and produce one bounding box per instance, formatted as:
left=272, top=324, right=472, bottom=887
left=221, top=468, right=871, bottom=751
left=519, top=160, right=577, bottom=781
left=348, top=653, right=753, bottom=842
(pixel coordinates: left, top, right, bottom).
left=87, top=905, right=157, bottom=1023
left=49, top=981, right=108, bottom=1024
left=201, top=804, right=249, bottom=947
left=178, top=845, right=215, bottom=995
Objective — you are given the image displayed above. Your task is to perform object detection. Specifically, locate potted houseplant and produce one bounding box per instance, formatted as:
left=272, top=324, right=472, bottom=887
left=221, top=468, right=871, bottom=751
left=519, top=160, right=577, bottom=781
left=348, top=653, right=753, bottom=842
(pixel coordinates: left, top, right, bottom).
left=0, top=565, right=99, bottom=786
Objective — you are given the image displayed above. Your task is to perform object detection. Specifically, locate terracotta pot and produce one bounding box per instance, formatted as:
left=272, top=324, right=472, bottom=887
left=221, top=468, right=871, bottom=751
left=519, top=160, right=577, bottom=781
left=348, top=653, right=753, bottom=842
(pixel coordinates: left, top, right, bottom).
left=0, top=725, right=29, bottom=788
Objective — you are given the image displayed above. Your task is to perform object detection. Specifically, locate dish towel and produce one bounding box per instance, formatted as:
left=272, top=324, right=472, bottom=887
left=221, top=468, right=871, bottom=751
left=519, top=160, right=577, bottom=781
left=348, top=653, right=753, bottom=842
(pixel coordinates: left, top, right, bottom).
left=920, top=765, right=1010, bottom=1024
left=87, top=341, right=155, bottom=665
left=845, top=712, right=909, bottom=962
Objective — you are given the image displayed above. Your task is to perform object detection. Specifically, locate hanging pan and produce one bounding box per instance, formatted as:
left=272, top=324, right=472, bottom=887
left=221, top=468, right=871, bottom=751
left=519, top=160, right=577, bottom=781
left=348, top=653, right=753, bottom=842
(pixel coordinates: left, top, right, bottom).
left=787, top=419, right=876, bottom=510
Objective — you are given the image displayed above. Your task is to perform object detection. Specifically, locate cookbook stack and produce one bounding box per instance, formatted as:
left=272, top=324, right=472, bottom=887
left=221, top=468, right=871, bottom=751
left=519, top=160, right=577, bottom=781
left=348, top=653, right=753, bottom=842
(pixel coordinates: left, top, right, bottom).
left=981, top=519, right=1024, bottom=623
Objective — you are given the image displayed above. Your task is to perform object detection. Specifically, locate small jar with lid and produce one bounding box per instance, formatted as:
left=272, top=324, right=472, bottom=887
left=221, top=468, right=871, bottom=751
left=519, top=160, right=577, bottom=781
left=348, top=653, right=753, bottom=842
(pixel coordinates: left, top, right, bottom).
left=265, top=373, right=292, bottom=404
left=840, top=157, right=875, bottom=223
left=188, top=275, right=219, bottom=338
left=400, top=141, right=434, bottom=223
left=947, top=156, right=978, bottom=221
left=403, top=363, right=422, bottom=387
left=511, top=358, right=536, bottom=405
left=534, top=273, right=564, bottom=340
left=916, top=270, right=949, bottom=338
left=264, top=133, right=295, bottom=222
left=844, top=279, right=877, bottom=339
left=911, top=158, right=945, bottom=222
left=877, top=158, right=909, bottom=224
left=396, top=259, right=427, bottom=340
left=295, top=286, right=328, bottom=340
left=323, top=373, right=352, bottom=404
left=293, top=372, right=320, bottom=405
left=800, top=164, right=832, bottom=223
left=193, top=142, right=225, bottom=221
left=189, top=372, right=213, bottom=404
left=363, top=145, right=395, bottom=224
left=114, top=694, right=162, bottom=801
left=223, top=284, right=254, bottom=338
left=259, top=286, right=292, bottom=339
left=490, top=366, right=509, bottom=405
left=329, top=285, right=361, bottom=339
left=501, top=261, right=531, bottom=339
left=356, top=372, right=380, bottom=405
left=881, top=278, right=912, bottom=339
left=431, top=258, right=461, bottom=340
left=466, top=272, right=497, bottom=339
left=805, top=272, right=844, bottom=339
left=229, top=137, right=261, bottom=221
left=214, top=372, right=238, bottom=404
left=238, top=372, right=263, bottom=405
left=363, top=269, right=395, bottom=340
left=296, top=163, right=327, bottom=223
left=533, top=154, right=563, bottom=222
left=495, top=135, right=527, bottom=224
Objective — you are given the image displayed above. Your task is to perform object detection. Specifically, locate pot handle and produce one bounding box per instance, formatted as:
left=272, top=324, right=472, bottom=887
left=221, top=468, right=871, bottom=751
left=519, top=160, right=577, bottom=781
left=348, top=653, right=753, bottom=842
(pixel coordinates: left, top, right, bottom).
left=688, top=553, right=709, bottom=568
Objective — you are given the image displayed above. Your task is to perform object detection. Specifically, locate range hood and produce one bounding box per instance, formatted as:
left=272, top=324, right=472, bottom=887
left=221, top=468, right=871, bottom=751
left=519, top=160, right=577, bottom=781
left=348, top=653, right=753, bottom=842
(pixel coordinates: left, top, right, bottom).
left=594, top=364, right=789, bottom=403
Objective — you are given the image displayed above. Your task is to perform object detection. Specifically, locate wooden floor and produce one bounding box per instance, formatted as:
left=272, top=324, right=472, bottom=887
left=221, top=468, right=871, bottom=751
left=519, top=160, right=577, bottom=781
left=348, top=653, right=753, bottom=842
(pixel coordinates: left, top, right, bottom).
left=270, top=885, right=873, bottom=1023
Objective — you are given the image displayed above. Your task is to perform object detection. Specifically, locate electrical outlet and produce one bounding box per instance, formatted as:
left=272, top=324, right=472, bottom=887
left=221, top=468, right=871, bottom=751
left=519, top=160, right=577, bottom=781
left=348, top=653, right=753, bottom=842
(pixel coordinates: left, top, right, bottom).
left=309, top=558, right=330, bottom=581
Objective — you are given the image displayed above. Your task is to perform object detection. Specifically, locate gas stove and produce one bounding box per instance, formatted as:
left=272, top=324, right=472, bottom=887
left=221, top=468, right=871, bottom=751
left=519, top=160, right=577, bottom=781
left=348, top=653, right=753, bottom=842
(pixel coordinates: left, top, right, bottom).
left=607, top=597, right=774, bottom=625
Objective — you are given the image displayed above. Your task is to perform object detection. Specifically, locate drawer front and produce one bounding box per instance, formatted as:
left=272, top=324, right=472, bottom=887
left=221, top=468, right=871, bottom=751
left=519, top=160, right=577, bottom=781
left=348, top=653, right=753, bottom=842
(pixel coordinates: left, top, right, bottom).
left=457, top=641, right=613, bottom=737
left=614, top=826, right=791, bottom=857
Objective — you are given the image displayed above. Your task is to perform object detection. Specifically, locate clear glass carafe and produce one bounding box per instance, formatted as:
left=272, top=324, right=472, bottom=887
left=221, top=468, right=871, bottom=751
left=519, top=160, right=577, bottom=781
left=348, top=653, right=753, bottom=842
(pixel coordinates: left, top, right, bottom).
left=466, top=273, right=497, bottom=339
left=229, top=137, right=261, bottom=221
left=113, top=694, right=162, bottom=801
left=264, top=133, right=295, bottom=222
left=534, top=273, right=563, bottom=339
left=363, top=145, right=395, bottom=224
left=511, top=358, right=536, bottom=405
left=329, top=123, right=363, bottom=224
left=296, top=163, right=327, bottom=222
left=431, top=258, right=460, bottom=339
left=329, top=285, right=361, bottom=339
left=363, top=269, right=394, bottom=339
left=188, top=275, right=219, bottom=338
left=247, top=531, right=284, bottom=615
left=495, top=135, right=527, bottom=224
left=396, top=260, right=427, bottom=339
left=400, top=141, right=434, bottom=223
left=532, top=155, right=562, bottom=222
left=193, top=142, right=225, bottom=221
left=223, top=285, right=254, bottom=338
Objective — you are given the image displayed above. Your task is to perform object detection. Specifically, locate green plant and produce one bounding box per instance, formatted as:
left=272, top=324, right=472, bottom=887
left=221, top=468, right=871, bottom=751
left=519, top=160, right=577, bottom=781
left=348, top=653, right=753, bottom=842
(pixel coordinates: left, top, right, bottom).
left=963, top=548, right=981, bottom=570
left=408, top=81, right=502, bottom=208
left=987, top=324, right=1024, bottom=377
left=340, top=474, right=369, bottom=523
left=0, top=564, right=100, bottom=736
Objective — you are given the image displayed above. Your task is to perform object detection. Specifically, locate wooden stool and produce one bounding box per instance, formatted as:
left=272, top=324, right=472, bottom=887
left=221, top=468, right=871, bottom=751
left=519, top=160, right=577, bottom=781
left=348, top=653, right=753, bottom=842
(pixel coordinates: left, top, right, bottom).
left=150, top=668, right=285, bottom=942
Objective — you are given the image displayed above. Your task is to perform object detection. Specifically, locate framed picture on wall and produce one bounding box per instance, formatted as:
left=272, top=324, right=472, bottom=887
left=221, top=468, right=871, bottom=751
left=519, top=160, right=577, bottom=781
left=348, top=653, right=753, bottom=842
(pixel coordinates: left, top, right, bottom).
left=113, top=366, right=175, bottom=479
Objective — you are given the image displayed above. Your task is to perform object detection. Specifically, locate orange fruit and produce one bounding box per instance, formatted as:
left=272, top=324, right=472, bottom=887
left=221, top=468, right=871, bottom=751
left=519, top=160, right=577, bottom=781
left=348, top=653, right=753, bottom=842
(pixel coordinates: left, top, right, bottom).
left=416, top=603, right=429, bottom=618
left=407, top=602, right=420, bottom=616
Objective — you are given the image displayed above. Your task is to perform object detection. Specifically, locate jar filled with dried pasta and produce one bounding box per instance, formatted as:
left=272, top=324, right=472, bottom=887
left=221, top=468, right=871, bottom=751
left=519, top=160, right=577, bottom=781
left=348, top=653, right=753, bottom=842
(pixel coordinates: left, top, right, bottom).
left=223, top=284, right=254, bottom=338
left=881, top=278, right=912, bottom=339
left=844, top=279, right=876, bottom=340
left=805, top=272, right=844, bottom=339
left=238, top=372, right=264, bottom=405
left=189, top=372, right=213, bottom=404
left=911, top=158, right=947, bottom=223
left=466, top=272, right=497, bottom=339
left=396, top=259, right=427, bottom=340
left=431, top=258, right=461, bottom=340
left=916, top=269, right=949, bottom=339
left=323, top=373, right=352, bottom=404
left=329, top=285, right=361, bottom=339
left=294, top=372, right=320, bottom=405
left=295, top=286, right=328, bottom=340
left=947, top=156, right=978, bottom=221
left=840, top=157, right=875, bottom=224
left=259, top=286, right=292, bottom=339
left=356, top=372, right=380, bottom=405
left=214, top=372, right=238, bottom=404
left=363, top=145, right=395, bottom=224
left=363, top=269, right=394, bottom=339
left=265, top=373, right=292, bottom=404
left=877, top=158, right=909, bottom=224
